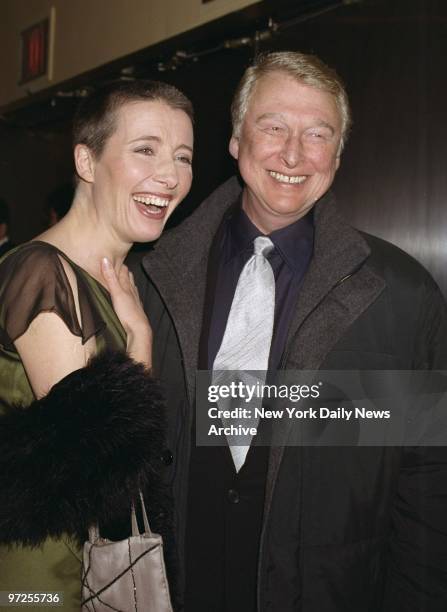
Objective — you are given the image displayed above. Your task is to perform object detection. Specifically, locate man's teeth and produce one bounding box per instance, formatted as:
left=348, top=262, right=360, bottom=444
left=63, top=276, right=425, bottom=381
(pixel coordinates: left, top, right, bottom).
left=133, top=195, right=170, bottom=207
left=269, top=171, right=307, bottom=184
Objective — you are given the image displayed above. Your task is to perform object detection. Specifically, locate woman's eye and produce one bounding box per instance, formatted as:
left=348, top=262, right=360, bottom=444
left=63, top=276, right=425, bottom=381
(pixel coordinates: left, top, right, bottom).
left=176, top=155, right=192, bottom=165
left=137, top=147, right=154, bottom=155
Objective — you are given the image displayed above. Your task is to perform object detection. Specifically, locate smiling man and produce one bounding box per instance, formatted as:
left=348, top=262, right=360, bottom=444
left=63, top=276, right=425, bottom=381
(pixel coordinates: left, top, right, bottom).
left=230, top=68, right=343, bottom=232
left=136, top=52, right=447, bottom=611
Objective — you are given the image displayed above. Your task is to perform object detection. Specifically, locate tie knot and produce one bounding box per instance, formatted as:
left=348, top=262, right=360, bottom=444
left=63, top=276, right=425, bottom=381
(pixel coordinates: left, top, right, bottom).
left=254, top=235, right=274, bottom=257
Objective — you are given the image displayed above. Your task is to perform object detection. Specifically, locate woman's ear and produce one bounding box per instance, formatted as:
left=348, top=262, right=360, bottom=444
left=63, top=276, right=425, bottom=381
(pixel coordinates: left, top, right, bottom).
left=74, top=144, right=95, bottom=183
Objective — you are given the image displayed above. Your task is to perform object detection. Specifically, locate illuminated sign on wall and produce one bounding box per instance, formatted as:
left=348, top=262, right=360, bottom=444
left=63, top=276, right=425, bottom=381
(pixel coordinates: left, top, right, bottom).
left=20, top=19, right=49, bottom=83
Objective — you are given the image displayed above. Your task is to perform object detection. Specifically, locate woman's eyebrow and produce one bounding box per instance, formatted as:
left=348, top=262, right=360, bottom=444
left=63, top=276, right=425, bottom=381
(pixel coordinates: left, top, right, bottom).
left=129, top=135, right=161, bottom=144
left=129, top=135, right=193, bottom=152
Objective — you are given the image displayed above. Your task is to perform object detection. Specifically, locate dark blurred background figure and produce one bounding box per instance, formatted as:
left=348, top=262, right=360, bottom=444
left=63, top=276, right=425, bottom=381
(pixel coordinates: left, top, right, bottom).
left=46, top=182, right=74, bottom=227
left=0, top=198, right=15, bottom=257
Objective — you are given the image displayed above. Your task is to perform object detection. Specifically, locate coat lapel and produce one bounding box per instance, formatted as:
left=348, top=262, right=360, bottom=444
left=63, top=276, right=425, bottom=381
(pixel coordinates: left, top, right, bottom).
left=283, top=193, right=386, bottom=369
left=263, top=194, right=387, bottom=523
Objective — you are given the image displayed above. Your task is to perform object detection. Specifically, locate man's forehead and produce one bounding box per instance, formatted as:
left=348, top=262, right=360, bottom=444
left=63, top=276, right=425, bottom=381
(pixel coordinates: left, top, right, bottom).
left=246, top=72, right=341, bottom=126
left=250, top=72, right=328, bottom=103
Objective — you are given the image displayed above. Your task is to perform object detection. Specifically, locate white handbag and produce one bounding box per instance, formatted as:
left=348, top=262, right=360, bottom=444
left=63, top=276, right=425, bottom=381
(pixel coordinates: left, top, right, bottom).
left=81, top=492, right=173, bottom=611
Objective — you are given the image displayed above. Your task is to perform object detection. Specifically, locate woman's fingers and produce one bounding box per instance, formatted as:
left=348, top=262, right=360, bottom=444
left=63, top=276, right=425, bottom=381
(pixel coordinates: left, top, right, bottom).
left=100, top=258, right=149, bottom=339
left=100, top=258, right=152, bottom=367
left=117, top=264, right=132, bottom=290
left=128, top=271, right=141, bottom=300
left=102, top=260, right=133, bottom=295
left=101, top=257, right=121, bottom=294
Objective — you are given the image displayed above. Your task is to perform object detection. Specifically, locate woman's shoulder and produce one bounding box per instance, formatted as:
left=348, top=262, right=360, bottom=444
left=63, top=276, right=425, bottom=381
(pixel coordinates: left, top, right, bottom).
left=0, top=241, right=103, bottom=351
left=0, top=241, right=73, bottom=280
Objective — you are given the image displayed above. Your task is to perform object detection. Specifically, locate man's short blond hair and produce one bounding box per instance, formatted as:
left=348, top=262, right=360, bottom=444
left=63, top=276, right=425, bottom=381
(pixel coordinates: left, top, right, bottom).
left=231, top=51, right=352, bottom=151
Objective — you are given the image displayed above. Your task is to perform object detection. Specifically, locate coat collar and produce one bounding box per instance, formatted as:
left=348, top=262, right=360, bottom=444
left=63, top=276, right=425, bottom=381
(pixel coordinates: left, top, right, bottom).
left=281, top=190, right=379, bottom=368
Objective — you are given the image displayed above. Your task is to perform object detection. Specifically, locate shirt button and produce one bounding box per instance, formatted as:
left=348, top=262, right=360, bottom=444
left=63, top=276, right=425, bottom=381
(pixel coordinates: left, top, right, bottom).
left=161, top=449, right=173, bottom=466
left=227, top=488, right=240, bottom=504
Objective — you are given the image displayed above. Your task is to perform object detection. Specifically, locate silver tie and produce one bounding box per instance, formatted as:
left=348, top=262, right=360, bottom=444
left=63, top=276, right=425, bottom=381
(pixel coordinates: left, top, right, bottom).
left=213, top=236, right=275, bottom=472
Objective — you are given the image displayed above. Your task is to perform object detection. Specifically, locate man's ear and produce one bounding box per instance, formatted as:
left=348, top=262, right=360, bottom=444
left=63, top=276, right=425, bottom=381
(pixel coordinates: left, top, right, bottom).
left=229, top=136, right=240, bottom=161
left=74, top=144, right=95, bottom=183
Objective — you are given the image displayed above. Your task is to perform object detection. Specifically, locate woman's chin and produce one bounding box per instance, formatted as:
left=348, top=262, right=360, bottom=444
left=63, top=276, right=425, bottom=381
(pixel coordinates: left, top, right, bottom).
left=130, top=226, right=165, bottom=244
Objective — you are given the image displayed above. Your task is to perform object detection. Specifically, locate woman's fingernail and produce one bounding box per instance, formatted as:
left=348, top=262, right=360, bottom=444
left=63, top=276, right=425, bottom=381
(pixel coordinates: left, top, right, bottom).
left=102, top=257, right=111, bottom=269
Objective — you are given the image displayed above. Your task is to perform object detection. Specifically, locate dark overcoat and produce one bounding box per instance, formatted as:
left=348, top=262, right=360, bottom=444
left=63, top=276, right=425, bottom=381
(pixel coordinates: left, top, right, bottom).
left=135, top=177, right=447, bottom=612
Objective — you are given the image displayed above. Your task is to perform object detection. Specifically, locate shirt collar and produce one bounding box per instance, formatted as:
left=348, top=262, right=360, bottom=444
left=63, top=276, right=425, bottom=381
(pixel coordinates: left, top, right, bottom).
left=226, top=205, right=314, bottom=272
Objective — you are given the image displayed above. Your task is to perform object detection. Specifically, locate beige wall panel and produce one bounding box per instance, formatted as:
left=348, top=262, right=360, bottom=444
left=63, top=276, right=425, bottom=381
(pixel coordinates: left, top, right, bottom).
left=0, top=0, right=258, bottom=107
left=198, top=0, right=257, bottom=24
left=53, top=0, right=168, bottom=82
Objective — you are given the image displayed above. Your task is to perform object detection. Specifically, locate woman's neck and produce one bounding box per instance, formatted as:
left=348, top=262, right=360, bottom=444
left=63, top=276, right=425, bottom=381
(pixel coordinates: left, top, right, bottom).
left=35, top=193, right=131, bottom=285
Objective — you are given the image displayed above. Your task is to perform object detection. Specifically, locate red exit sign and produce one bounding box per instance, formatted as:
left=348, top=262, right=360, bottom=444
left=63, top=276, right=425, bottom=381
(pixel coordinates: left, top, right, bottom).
left=21, top=19, right=49, bottom=83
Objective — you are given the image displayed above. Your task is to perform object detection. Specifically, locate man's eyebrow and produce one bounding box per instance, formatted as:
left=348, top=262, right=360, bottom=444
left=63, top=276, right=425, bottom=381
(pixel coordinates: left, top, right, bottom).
left=312, top=120, right=335, bottom=134
left=256, top=112, right=286, bottom=123
left=256, top=114, right=336, bottom=134
left=129, top=135, right=193, bottom=153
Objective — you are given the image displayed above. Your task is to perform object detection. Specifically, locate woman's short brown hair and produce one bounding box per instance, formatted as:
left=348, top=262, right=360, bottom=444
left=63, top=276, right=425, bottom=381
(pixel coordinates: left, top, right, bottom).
left=73, top=79, right=194, bottom=158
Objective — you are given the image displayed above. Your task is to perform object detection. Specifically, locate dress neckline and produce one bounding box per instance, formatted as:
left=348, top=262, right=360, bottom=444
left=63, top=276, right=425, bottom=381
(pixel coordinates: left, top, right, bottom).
left=26, top=240, right=111, bottom=296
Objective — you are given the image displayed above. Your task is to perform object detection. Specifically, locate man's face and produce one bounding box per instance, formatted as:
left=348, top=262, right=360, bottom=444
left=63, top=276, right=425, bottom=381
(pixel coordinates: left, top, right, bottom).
left=229, top=71, right=342, bottom=233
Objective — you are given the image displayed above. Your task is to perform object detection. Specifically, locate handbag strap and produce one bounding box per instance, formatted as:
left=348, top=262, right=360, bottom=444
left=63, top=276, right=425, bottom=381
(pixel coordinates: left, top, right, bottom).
left=131, top=490, right=153, bottom=537
left=88, top=524, right=100, bottom=543
left=89, top=490, right=154, bottom=543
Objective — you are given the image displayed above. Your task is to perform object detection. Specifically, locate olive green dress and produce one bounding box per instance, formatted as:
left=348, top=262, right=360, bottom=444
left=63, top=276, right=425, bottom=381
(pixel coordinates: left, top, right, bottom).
left=0, top=241, right=127, bottom=610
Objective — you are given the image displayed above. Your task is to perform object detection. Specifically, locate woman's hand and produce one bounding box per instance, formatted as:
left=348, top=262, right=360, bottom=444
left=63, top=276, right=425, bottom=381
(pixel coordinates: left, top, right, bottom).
left=101, top=258, right=152, bottom=368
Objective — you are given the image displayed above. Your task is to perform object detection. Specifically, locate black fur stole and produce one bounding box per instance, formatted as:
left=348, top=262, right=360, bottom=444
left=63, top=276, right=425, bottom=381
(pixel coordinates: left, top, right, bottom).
left=0, top=351, right=169, bottom=548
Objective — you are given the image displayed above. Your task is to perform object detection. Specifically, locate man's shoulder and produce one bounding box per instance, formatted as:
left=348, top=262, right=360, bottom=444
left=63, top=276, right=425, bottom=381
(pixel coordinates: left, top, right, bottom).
left=358, top=232, right=447, bottom=337
left=360, top=230, right=437, bottom=291
left=335, top=228, right=447, bottom=368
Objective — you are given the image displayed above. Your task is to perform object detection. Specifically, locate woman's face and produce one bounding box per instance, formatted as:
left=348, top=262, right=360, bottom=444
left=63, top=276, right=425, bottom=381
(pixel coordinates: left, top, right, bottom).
left=89, top=99, right=193, bottom=244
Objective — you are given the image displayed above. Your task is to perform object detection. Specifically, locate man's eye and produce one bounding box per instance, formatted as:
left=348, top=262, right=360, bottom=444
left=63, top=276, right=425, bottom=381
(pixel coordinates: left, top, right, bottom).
left=267, top=125, right=282, bottom=133
left=308, top=130, right=330, bottom=140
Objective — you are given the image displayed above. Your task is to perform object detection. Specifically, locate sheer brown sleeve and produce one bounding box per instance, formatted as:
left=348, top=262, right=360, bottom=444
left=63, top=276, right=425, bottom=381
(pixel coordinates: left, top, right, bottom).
left=0, top=243, right=105, bottom=351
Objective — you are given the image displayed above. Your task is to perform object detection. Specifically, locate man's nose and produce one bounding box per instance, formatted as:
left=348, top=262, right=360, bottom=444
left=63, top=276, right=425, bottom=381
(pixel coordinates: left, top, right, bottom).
left=152, top=157, right=178, bottom=190
left=279, top=135, right=303, bottom=168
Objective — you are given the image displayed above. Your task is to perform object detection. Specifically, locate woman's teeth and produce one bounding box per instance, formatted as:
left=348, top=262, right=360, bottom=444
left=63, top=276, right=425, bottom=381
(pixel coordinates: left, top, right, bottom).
left=133, top=195, right=170, bottom=207
left=269, top=171, right=307, bottom=184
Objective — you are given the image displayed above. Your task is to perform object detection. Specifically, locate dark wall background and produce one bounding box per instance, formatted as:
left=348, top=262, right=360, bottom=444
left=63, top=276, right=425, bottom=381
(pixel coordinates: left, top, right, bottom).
left=1, top=0, right=447, bottom=296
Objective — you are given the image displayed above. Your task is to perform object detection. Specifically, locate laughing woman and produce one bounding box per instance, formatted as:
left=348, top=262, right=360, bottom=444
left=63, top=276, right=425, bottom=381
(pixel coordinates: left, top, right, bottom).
left=0, top=80, right=193, bottom=608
